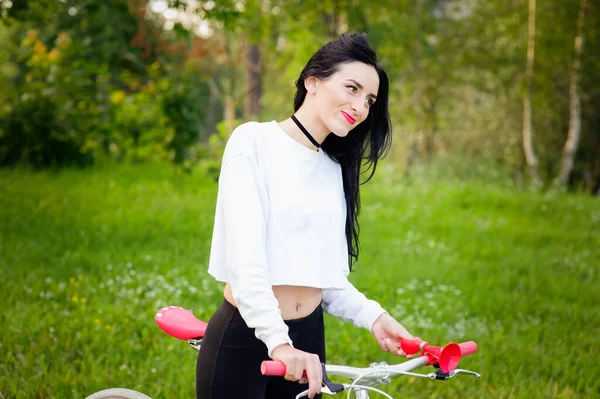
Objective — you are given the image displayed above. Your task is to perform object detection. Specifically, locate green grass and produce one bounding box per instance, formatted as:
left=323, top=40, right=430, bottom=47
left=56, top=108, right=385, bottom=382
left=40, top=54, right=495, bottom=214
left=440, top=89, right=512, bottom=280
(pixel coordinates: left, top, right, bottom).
left=1, top=162, right=599, bottom=398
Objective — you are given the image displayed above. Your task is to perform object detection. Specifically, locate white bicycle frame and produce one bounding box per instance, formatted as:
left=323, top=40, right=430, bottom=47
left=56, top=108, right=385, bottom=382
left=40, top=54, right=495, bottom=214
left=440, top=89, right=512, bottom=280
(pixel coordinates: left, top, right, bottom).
left=312, top=356, right=431, bottom=399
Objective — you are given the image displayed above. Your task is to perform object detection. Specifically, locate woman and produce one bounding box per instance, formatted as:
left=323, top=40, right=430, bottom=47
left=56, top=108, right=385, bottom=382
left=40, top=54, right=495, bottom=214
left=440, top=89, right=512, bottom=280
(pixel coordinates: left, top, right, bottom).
left=196, top=33, right=414, bottom=399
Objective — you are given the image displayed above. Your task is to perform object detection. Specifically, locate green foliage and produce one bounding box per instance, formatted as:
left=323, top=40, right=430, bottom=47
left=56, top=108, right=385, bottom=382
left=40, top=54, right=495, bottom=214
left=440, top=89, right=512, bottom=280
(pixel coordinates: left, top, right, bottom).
left=2, top=0, right=600, bottom=191
left=0, top=28, right=97, bottom=167
left=160, top=64, right=206, bottom=166
left=194, top=118, right=240, bottom=181
left=0, top=0, right=210, bottom=168
left=110, top=79, right=171, bottom=163
left=0, top=164, right=598, bottom=398
left=0, top=0, right=139, bottom=167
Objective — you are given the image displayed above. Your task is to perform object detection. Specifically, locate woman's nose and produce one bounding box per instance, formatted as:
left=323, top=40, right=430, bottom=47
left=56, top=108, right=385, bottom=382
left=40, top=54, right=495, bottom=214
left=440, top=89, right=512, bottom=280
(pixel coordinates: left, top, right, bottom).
left=351, top=97, right=365, bottom=117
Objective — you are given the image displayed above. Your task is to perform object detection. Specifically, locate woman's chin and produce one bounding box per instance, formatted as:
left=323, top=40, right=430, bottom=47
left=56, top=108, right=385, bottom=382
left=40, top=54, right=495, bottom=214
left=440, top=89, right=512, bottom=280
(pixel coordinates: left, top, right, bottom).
left=329, top=126, right=352, bottom=138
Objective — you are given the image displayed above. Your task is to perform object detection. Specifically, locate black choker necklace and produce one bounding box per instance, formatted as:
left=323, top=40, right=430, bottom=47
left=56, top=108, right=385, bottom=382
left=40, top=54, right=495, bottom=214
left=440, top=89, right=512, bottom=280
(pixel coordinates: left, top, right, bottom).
left=291, top=115, right=321, bottom=151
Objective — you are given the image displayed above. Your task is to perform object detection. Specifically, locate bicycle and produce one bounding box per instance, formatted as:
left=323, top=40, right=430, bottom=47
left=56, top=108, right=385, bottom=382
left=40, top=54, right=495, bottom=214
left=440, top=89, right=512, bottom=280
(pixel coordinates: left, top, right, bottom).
left=86, top=305, right=481, bottom=399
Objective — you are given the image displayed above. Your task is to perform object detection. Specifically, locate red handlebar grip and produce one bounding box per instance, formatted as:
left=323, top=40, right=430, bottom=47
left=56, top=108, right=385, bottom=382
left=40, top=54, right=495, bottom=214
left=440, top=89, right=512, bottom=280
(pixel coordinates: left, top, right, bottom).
left=261, top=361, right=286, bottom=376
left=458, top=341, right=478, bottom=356
left=400, top=338, right=423, bottom=355
left=260, top=361, right=309, bottom=377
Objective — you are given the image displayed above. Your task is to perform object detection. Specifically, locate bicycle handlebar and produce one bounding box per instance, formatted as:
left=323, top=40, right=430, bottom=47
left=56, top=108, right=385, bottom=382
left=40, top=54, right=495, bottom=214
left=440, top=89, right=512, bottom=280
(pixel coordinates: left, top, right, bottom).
left=261, top=340, right=478, bottom=377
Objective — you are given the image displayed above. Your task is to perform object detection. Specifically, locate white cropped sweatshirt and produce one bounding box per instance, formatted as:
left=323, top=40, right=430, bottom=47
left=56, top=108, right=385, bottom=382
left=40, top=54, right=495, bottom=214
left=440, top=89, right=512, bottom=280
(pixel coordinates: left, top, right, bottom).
left=208, top=121, right=387, bottom=357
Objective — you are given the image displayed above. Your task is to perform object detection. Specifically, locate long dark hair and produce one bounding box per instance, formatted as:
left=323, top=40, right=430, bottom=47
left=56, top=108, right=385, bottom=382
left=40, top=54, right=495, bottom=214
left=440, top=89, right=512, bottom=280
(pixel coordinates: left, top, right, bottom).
left=293, top=33, right=392, bottom=269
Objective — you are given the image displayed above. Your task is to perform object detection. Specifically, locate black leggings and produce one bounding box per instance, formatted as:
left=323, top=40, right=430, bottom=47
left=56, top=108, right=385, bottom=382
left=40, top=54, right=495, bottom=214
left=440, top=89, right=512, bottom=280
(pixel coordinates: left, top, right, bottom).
left=196, top=299, right=326, bottom=399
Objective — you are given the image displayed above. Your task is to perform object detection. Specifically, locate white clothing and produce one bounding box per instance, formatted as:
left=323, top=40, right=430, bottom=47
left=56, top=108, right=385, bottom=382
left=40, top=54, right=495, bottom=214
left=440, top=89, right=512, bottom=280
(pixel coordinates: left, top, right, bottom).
left=208, top=121, right=387, bottom=357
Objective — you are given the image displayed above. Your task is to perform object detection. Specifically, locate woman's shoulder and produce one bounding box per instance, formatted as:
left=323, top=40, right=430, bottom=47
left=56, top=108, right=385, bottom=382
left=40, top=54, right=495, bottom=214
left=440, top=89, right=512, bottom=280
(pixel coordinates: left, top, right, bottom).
left=223, top=121, right=274, bottom=160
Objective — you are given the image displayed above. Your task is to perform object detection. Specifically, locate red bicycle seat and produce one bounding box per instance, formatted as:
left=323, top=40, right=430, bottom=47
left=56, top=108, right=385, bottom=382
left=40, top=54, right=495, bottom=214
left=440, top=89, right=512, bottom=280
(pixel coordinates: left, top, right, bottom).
left=155, top=306, right=208, bottom=340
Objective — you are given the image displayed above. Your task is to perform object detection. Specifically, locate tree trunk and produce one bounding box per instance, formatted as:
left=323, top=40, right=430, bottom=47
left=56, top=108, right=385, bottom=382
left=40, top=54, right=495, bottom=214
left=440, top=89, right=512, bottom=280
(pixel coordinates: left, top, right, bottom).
left=204, top=87, right=217, bottom=138
left=522, top=0, right=542, bottom=187
left=224, top=32, right=237, bottom=135
left=413, top=0, right=423, bottom=129
left=424, top=98, right=438, bottom=157
left=225, top=96, right=236, bottom=135
left=407, top=0, right=424, bottom=169
left=244, top=40, right=262, bottom=120
left=557, top=0, right=588, bottom=188
left=323, top=0, right=340, bottom=38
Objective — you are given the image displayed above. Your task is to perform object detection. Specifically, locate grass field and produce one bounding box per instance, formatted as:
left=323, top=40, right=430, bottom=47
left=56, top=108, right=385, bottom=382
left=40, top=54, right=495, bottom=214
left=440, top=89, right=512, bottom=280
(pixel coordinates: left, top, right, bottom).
left=1, top=161, right=599, bottom=398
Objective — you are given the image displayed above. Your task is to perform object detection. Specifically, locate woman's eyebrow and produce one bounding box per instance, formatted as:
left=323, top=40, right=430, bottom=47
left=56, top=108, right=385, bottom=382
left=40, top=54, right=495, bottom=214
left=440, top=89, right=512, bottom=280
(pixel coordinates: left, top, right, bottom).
left=346, top=79, right=377, bottom=99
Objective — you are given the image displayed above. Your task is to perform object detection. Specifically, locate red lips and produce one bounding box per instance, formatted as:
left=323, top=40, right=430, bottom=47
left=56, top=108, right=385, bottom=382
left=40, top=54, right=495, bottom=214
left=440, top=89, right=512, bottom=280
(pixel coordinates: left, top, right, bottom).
left=341, top=111, right=356, bottom=125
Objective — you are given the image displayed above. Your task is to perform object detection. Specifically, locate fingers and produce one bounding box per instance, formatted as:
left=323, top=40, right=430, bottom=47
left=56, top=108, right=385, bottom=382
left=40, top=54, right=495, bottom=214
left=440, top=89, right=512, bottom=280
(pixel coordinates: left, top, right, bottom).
left=280, top=350, right=304, bottom=381
left=305, top=354, right=322, bottom=398
left=280, top=350, right=322, bottom=398
left=377, top=337, right=390, bottom=352
left=377, top=337, right=415, bottom=358
left=293, top=360, right=305, bottom=381
left=284, top=360, right=296, bottom=381
left=397, top=349, right=414, bottom=358
left=394, top=327, right=416, bottom=358
left=395, top=346, right=411, bottom=358
left=386, top=338, right=408, bottom=357
left=374, top=316, right=416, bottom=358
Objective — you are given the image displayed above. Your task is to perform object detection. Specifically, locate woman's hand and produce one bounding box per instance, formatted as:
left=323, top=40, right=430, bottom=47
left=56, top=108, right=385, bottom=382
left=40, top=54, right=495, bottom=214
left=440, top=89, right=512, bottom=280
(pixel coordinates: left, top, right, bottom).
left=271, top=344, right=322, bottom=398
left=371, top=313, right=415, bottom=357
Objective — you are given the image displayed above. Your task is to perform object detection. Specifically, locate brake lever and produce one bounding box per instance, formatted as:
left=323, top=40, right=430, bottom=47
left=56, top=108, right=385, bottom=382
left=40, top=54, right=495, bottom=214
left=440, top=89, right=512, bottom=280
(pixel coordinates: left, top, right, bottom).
left=295, top=364, right=346, bottom=398
left=427, top=368, right=482, bottom=380
left=295, top=386, right=339, bottom=398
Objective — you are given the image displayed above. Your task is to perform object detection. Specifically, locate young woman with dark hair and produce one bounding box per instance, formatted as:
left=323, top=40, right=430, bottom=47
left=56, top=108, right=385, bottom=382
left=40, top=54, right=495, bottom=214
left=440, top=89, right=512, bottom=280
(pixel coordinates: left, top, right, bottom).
left=196, top=33, right=413, bottom=399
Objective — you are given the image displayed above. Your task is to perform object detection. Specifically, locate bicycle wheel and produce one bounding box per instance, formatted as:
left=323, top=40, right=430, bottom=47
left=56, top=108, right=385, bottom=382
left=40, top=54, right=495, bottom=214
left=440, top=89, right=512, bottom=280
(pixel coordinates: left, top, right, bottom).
left=85, top=388, right=152, bottom=399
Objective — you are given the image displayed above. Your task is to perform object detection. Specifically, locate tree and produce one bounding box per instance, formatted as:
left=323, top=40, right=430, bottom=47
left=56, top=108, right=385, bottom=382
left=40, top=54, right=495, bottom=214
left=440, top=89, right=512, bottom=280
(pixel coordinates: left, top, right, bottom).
left=244, top=38, right=262, bottom=119
left=522, top=0, right=542, bottom=187
left=0, top=0, right=148, bottom=167
left=556, top=0, right=589, bottom=188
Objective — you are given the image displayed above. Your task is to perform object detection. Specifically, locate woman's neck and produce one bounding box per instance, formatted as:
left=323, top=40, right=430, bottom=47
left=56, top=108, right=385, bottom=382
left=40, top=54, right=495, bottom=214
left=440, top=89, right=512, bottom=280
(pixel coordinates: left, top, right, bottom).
left=279, top=108, right=329, bottom=152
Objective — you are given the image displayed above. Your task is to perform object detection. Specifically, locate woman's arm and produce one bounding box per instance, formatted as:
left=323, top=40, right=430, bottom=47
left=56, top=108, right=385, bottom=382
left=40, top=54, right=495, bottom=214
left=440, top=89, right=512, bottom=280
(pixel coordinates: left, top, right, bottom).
left=321, top=277, right=387, bottom=330
left=219, top=150, right=293, bottom=357
left=322, top=278, right=413, bottom=355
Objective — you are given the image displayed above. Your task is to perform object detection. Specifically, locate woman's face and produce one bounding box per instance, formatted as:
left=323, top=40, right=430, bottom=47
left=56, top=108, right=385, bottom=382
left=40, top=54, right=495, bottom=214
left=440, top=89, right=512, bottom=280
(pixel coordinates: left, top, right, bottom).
left=309, top=61, right=380, bottom=137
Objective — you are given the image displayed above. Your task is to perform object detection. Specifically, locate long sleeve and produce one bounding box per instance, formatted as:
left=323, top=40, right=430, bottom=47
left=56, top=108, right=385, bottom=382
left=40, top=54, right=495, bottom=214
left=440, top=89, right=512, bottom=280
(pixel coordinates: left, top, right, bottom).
left=218, top=152, right=293, bottom=357
left=321, top=277, right=388, bottom=331
left=321, top=175, right=388, bottom=331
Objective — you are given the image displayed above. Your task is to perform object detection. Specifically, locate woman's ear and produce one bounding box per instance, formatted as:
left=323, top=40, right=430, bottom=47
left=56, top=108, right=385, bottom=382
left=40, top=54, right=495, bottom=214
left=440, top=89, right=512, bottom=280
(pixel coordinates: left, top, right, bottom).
left=304, top=76, right=319, bottom=94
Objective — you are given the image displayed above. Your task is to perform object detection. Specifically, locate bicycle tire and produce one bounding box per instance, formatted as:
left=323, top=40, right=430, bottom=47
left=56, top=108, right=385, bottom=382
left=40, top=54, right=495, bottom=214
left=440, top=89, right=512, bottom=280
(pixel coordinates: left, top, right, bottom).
left=85, top=388, right=152, bottom=399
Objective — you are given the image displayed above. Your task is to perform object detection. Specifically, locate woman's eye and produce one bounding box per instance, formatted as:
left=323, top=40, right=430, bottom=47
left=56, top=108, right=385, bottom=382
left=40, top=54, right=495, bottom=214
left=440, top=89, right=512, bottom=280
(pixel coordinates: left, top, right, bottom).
left=365, top=98, right=374, bottom=107
left=346, top=85, right=357, bottom=93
